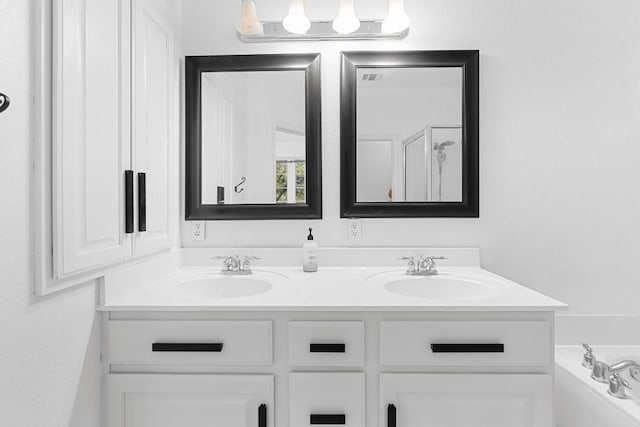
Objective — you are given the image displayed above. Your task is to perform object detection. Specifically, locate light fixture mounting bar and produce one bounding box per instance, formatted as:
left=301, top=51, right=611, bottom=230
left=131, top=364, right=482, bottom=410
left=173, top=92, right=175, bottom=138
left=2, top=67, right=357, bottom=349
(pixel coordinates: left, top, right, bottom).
left=237, top=21, right=408, bottom=42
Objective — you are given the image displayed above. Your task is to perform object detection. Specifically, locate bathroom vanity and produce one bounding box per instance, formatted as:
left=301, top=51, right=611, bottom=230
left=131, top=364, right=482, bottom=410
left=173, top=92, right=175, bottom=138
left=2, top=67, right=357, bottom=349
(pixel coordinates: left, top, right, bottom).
left=100, top=248, right=565, bottom=427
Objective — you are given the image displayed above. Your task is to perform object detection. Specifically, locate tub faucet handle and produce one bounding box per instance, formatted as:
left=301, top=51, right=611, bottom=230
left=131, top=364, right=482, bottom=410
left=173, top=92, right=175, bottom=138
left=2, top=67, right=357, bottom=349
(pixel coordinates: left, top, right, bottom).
left=582, top=343, right=596, bottom=369
left=608, top=373, right=632, bottom=399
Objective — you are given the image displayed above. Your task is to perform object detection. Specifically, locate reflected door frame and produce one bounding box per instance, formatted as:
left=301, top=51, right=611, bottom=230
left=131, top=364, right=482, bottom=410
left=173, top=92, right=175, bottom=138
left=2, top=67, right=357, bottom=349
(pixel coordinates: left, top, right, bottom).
left=356, top=135, right=401, bottom=203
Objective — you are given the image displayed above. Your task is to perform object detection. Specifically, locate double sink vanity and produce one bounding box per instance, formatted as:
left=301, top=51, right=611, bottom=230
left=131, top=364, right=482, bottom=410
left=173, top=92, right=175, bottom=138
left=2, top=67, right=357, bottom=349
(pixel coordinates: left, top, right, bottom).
left=37, top=3, right=568, bottom=425
left=100, top=248, right=565, bottom=427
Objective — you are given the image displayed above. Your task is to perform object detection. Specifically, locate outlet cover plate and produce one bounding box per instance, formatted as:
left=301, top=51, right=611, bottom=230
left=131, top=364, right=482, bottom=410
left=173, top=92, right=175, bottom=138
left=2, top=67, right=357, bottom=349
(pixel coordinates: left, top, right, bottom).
left=191, top=222, right=206, bottom=241
left=348, top=218, right=362, bottom=242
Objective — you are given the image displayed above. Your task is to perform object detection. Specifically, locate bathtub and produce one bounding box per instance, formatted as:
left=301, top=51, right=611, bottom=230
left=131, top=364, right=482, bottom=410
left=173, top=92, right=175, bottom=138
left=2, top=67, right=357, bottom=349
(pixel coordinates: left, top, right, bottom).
left=556, top=346, right=640, bottom=427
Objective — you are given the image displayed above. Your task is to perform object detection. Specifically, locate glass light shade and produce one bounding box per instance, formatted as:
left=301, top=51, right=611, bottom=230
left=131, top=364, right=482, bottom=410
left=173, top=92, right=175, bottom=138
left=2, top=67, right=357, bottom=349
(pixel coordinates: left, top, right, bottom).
left=236, top=0, right=264, bottom=36
left=382, top=0, right=410, bottom=33
left=283, top=0, right=311, bottom=35
left=332, top=0, right=360, bottom=34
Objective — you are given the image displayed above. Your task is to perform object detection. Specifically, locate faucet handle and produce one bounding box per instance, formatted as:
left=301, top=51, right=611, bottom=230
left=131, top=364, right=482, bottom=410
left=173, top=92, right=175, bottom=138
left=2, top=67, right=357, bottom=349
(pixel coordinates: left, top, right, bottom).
left=399, top=256, right=416, bottom=273
left=617, top=374, right=632, bottom=390
left=608, top=373, right=632, bottom=399
left=582, top=343, right=596, bottom=369
left=244, top=256, right=261, bottom=261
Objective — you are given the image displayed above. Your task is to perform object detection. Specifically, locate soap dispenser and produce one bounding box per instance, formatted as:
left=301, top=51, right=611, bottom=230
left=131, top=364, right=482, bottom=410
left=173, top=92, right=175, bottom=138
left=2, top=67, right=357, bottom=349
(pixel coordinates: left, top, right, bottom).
left=303, top=228, right=318, bottom=272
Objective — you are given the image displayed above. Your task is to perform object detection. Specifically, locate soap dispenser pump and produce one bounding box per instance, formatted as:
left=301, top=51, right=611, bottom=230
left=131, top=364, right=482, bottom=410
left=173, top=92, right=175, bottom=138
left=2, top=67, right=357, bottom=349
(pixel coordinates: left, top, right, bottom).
left=303, top=228, right=318, bottom=272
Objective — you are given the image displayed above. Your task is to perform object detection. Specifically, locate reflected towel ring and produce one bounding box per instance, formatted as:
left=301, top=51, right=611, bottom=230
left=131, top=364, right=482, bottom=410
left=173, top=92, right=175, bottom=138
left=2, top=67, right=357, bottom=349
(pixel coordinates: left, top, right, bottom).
left=234, top=176, right=246, bottom=193
left=0, top=93, right=10, bottom=114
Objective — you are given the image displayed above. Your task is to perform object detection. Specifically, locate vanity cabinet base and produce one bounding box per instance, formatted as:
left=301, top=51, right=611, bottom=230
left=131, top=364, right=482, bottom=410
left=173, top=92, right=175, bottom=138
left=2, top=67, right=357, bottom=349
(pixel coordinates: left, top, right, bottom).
left=103, top=311, right=555, bottom=427
left=381, top=373, right=552, bottom=427
left=107, top=374, right=274, bottom=427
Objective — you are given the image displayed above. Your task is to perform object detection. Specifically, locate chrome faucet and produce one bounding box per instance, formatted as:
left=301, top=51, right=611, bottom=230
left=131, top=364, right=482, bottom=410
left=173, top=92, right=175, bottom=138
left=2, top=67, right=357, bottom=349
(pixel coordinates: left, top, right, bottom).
left=212, top=255, right=260, bottom=275
left=399, top=255, right=446, bottom=276
left=592, top=359, right=640, bottom=383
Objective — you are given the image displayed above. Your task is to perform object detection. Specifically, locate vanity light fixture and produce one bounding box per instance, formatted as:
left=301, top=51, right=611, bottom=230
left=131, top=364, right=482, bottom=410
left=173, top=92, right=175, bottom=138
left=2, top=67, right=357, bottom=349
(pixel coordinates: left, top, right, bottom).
left=236, top=0, right=264, bottom=36
left=236, top=0, right=409, bottom=42
left=382, top=0, right=410, bottom=34
left=332, top=0, right=360, bottom=35
left=283, top=0, right=312, bottom=35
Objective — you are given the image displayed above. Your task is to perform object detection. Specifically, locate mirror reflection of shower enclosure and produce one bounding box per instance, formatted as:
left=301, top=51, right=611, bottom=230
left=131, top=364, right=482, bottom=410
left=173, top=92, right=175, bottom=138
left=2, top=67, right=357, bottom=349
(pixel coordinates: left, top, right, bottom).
left=403, top=126, right=462, bottom=202
left=354, top=65, right=463, bottom=203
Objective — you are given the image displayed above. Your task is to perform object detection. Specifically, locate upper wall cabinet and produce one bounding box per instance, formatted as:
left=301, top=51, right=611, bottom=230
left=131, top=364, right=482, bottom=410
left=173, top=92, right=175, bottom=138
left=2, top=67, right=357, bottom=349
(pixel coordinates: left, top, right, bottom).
left=185, top=54, right=322, bottom=220
left=340, top=50, right=479, bottom=218
left=53, top=0, right=133, bottom=277
left=132, top=0, right=176, bottom=256
left=51, top=0, right=177, bottom=280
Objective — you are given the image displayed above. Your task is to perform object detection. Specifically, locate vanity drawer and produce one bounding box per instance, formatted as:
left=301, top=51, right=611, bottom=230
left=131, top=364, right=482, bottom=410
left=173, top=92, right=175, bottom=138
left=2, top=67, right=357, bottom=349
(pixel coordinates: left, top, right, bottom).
left=107, top=320, right=272, bottom=365
left=380, top=321, right=551, bottom=367
left=289, top=321, right=365, bottom=367
left=290, top=373, right=365, bottom=427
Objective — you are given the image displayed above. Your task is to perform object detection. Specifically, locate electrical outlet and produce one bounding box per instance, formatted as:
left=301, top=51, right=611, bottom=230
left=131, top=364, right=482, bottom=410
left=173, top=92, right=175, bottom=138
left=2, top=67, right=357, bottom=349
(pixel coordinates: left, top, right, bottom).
left=191, top=222, right=206, bottom=241
left=348, top=218, right=362, bottom=241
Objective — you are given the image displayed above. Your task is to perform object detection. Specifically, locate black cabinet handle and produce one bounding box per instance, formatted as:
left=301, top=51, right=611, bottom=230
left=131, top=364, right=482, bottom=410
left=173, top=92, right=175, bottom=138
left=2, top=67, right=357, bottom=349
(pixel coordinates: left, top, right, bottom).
left=137, top=172, right=146, bottom=232
left=388, top=404, right=396, bottom=427
left=258, top=403, right=267, bottom=427
left=125, top=170, right=134, bottom=234
left=431, top=343, right=504, bottom=353
left=310, top=343, right=346, bottom=353
left=310, top=414, right=346, bottom=425
left=151, top=343, right=224, bottom=352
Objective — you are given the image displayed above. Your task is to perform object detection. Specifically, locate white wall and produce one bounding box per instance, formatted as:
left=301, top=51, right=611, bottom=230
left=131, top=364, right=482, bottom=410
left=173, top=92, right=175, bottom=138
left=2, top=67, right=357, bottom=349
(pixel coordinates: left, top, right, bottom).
left=1, top=0, right=184, bottom=425
left=0, top=3, right=101, bottom=427
left=181, top=0, right=640, bottom=316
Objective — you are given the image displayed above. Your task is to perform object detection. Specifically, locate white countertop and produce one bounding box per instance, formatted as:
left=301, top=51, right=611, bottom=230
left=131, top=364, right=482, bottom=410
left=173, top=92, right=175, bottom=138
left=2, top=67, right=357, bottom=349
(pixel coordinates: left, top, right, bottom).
left=99, top=264, right=567, bottom=312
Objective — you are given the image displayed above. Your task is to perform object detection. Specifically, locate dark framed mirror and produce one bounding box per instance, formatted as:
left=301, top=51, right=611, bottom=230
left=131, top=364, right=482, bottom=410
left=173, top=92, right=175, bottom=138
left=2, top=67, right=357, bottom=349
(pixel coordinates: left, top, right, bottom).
left=186, top=53, right=322, bottom=220
left=340, top=50, right=479, bottom=218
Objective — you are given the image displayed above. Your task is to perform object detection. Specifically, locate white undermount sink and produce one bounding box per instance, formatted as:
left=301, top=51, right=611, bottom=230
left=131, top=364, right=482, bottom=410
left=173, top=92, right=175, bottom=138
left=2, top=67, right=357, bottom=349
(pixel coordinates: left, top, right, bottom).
left=178, top=272, right=285, bottom=299
left=369, top=271, right=508, bottom=301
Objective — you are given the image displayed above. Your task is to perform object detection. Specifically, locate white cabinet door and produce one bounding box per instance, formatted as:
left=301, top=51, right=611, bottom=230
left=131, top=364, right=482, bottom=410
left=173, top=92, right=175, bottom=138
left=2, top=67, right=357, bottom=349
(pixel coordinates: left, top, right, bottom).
left=132, top=0, right=175, bottom=256
left=380, top=374, right=552, bottom=427
left=53, top=0, right=132, bottom=277
left=107, top=374, right=274, bottom=427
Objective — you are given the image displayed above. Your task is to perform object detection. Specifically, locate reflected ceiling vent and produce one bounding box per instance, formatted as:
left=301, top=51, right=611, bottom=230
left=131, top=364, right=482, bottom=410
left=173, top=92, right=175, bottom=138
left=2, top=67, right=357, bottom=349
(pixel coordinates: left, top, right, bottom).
left=362, top=73, right=384, bottom=82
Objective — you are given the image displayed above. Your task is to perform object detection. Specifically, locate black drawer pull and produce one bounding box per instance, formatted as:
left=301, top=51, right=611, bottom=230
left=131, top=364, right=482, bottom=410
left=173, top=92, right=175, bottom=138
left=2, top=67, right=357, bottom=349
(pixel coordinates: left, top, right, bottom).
left=431, top=343, right=504, bottom=353
left=125, top=170, right=134, bottom=234
left=310, top=343, right=346, bottom=353
left=137, top=172, right=146, bottom=232
left=310, top=414, right=346, bottom=425
left=152, top=343, right=224, bottom=352
left=258, top=403, right=267, bottom=427
left=388, top=404, right=396, bottom=427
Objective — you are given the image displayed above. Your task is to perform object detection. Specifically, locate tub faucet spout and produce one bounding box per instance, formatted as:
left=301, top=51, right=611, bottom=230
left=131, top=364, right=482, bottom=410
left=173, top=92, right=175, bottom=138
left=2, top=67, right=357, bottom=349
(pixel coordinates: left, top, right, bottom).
left=592, top=360, right=640, bottom=383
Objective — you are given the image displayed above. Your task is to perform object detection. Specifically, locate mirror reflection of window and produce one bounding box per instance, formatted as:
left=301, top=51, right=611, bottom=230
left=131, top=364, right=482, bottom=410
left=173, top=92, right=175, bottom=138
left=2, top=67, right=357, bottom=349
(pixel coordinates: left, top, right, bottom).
left=356, top=67, right=463, bottom=203
left=200, top=70, right=306, bottom=205
left=274, top=127, right=306, bottom=204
